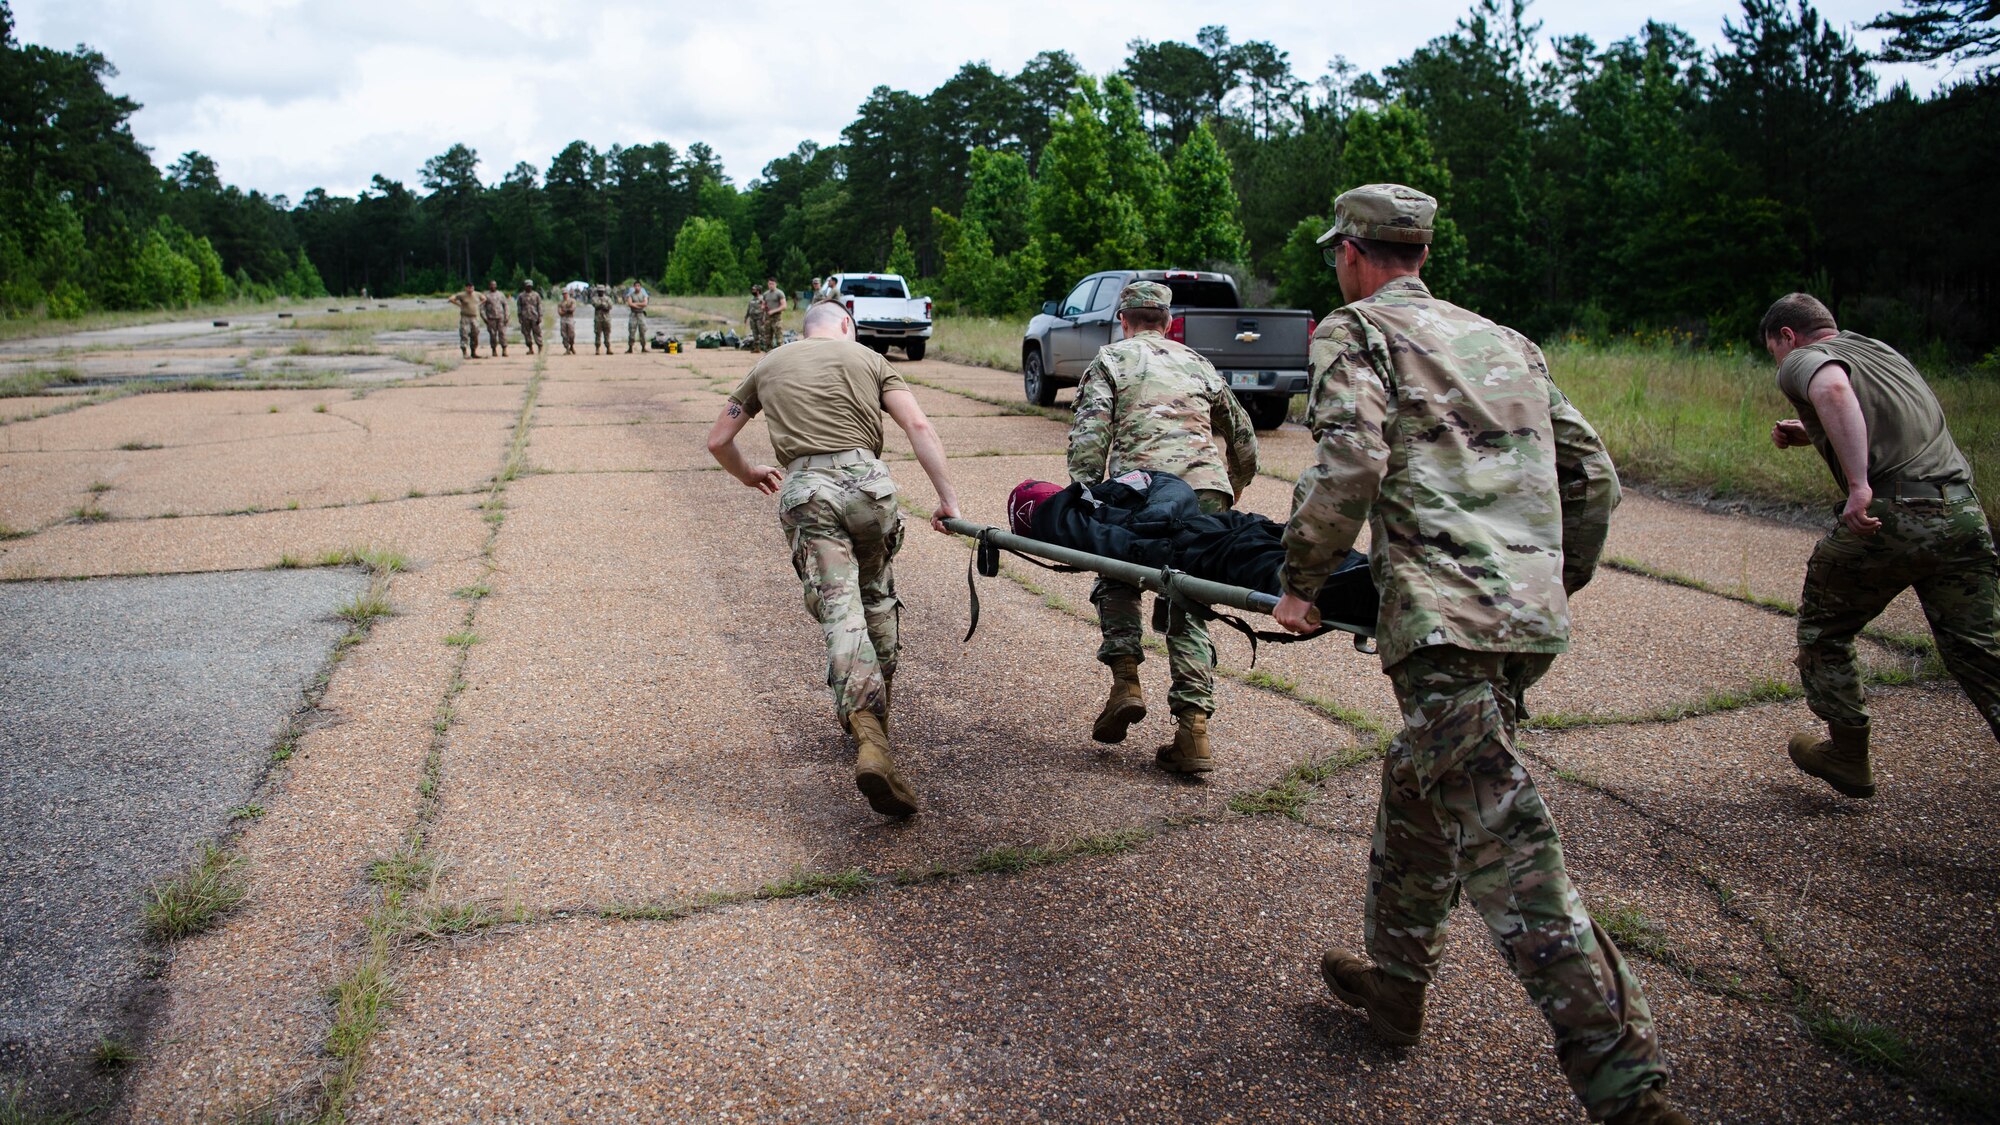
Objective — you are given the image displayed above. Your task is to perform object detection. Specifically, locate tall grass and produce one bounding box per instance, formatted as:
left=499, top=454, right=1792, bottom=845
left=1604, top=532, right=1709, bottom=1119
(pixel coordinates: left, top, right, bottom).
left=286, top=308, right=457, bottom=333
left=1549, top=340, right=2000, bottom=525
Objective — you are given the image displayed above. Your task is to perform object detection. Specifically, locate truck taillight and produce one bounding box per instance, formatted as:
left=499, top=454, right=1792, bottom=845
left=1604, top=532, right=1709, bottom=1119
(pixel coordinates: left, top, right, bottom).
left=1167, top=315, right=1186, bottom=343
left=924, top=299, right=932, bottom=320
left=1307, top=314, right=1315, bottom=347
left=844, top=299, right=854, bottom=314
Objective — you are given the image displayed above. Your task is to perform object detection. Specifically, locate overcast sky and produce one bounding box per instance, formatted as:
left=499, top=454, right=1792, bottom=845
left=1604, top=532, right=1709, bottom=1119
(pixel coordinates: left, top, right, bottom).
left=13, top=0, right=1951, bottom=202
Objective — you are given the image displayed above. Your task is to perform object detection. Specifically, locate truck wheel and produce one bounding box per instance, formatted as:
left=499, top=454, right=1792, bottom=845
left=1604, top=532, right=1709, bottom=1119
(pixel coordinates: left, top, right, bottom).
left=903, top=338, right=926, bottom=361
left=869, top=340, right=889, bottom=355
left=1023, top=347, right=1057, bottom=406
left=1245, top=394, right=1292, bottom=430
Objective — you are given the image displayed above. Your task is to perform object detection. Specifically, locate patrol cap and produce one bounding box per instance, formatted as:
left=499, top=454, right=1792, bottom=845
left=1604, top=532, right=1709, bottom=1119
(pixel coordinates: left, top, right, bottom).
left=1316, top=183, right=1436, bottom=246
left=1117, top=280, right=1173, bottom=312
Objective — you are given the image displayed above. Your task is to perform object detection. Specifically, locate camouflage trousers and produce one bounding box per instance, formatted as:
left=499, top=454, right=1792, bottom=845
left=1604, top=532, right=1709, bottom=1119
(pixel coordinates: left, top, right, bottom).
left=1367, top=645, right=1666, bottom=1120
left=761, top=312, right=783, bottom=351
left=483, top=316, right=505, bottom=350
left=1093, top=488, right=1230, bottom=715
left=1798, top=492, right=2000, bottom=740
left=559, top=316, right=575, bottom=353
left=747, top=314, right=766, bottom=350
left=627, top=311, right=648, bottom=349
left=593, top=313, right=611, bottom=351
left=519, top=316, right=542, bottom=352
left=778, top=456, right=903, bottom=721
left=457, top=316, right=480, bottom=355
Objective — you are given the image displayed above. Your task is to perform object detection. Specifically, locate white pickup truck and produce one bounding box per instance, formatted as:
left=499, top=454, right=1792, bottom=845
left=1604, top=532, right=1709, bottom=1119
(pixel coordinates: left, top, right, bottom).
left=832, top=273, right=931, bottom=360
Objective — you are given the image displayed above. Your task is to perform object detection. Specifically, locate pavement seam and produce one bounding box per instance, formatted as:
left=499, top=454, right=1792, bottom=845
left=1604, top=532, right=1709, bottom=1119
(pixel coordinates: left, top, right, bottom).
left=308, top=357, right=544, bottom=1124
left=1605, top=555, right=1940, bottom=659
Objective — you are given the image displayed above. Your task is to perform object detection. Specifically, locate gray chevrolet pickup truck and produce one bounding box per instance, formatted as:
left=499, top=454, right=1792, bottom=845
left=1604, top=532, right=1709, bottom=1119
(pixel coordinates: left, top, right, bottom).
left=1020, top=269, right=1313, bottom=429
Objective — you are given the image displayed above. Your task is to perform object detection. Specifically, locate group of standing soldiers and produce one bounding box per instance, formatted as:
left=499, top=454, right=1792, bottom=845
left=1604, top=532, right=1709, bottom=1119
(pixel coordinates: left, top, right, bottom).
left=743, top=277, right=790, bottom=352
left=445, top=280, right=653, bottom=358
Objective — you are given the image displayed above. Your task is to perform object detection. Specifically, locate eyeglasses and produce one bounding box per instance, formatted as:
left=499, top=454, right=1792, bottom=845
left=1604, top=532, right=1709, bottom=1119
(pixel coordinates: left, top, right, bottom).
left=1321, top=238, right=1351, bottom=268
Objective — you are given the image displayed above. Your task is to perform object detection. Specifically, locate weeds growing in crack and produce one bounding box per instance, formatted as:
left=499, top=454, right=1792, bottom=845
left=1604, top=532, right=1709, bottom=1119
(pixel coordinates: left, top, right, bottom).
left=442, top=631, right=480, bottom=648
left=0, top=522, right=29, bottom=541
left=91, top=1036, right=137, bottom=1073
left=451, top=583, right=491, bottom=600
left=1592, top=903, right=1671, bottom=961
left=117, top=440, right=163, bottom=451
left=142, top=841, right=248, bottom=941
left=334, top=589, right=392, bottom=625
left=1805, top=1008, right=1913, bottom=1072
left=760, top=868, right=871, bottom=899
left=1605, top=556, right=1940, bottom=660
left=68, top=504, right=110, bottom=523
left=1229, top=779, right=1316, bottom=820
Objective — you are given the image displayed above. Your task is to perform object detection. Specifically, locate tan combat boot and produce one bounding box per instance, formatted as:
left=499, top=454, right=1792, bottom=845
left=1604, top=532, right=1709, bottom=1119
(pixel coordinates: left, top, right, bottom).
left=1603, top=1088, right=1692, bottom=1125
left=1091, top=655, right=1147, bottom=743
left=1155, top=709, right=1214, bottom=774
left=1320, top=949, right=1426, bottom=1046
left=847, top=710, right=917, bottom=817
left=1788, top=720, right=1874, bottom=798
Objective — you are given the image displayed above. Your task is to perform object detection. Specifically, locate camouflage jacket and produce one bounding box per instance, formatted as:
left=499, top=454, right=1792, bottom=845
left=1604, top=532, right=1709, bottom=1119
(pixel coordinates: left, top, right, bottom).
left=516, top=289, right=542, bottom=320
left=1279, top=276, right=1620, bottom=669
left=590, top=292, right=613, bottom=316
left=1066, top=331, right=1258, bottom=499
left=479, top=290, right=509, bottom=322
left=556, top=297, right=576, bottom=319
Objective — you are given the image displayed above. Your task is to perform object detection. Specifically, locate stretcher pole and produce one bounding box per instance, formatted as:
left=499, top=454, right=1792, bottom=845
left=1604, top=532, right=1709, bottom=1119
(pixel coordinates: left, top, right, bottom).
left=940, top=517, right=1280, bottom=616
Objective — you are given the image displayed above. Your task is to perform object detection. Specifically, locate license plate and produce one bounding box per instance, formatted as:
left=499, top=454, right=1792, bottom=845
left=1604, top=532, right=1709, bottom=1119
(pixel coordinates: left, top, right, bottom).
left=1229, top=372, right=1266, bottom=389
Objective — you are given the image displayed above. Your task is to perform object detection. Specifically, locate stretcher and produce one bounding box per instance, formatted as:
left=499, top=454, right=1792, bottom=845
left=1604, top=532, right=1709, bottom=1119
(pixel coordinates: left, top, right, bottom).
left=941, top=517, right=1376, bottom=658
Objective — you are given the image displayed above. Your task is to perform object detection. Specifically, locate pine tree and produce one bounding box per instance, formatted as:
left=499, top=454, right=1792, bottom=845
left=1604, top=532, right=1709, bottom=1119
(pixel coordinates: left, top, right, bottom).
left=884, top=226, right=917, bottom=278
left=1337, top=104, right=1469, bottom=301
left=1100, top=76, right=1169, bottom=259
left=1034, top=78, right=1151, bottom=286
left=1163, top=121, right=1248, bottom=267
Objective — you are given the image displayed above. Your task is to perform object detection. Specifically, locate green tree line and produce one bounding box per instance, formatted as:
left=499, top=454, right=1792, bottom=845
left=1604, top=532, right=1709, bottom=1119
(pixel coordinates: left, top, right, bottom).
left=4, top=0, right=1994, bottom=355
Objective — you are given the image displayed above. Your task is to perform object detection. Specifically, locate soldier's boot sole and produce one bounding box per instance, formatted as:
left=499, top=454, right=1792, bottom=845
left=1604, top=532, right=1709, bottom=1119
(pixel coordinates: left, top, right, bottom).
left=1320, top=950, right=1424, bottom=1046
left=1787, top=726, right=1875, bottom=798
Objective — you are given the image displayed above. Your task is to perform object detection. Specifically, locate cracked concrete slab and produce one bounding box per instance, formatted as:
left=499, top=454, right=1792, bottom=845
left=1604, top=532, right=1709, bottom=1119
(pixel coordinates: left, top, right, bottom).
left=348, top=818, right=1925, bottom=1123
left=0, top=568, right=368, bottom=1114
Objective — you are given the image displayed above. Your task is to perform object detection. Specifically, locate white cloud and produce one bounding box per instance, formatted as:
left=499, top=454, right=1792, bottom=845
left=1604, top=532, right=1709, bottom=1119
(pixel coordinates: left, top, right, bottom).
left=11, top=0, right=1944, bottom=200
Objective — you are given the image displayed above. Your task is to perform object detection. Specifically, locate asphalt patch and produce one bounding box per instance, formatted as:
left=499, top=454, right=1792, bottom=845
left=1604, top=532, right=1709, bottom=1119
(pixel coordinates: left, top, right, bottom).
left=0, top=568, right=367, bottom=1113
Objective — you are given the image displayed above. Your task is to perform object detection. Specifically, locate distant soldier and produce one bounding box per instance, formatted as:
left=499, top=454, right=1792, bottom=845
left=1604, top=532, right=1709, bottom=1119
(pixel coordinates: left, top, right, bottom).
left=808, top=277, right=821, bottom=304
left=705, top=300, right=964, bottom=816
left=745, top=285, right=767, bottom=351
left=480, top=280, right=510, bottom=357
left=590, top=284, right=614, bottom=355
left=625, top=281, right=650, bottom=354
left=1067, top=280, right=1258, bottom=773
left=1763, top=293, right=2000, bottom=796
left=516, top=280, right=544, bottom=355
left=557, top=290, right=578, bottom=355
left=759, top=276, right=788, bottom=351
left=816, top=275, right=839, bottom=303
left=446, top=282, right=482, bottom=358
left=1274, top=184, right=1684, bottom=1125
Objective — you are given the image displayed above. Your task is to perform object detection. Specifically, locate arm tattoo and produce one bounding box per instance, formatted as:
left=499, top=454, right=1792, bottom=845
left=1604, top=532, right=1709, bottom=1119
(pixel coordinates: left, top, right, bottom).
left=726, top=403, right=743, bottom=418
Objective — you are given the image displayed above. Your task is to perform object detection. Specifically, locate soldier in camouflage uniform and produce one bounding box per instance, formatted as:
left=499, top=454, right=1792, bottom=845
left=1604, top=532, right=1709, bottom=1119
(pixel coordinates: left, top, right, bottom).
left=1762, top=292, right=2000, bottom=798
left=625, top=282, right=650, bottom=353
left=590, top=284, right=613, bottom=355
left=706, top=300, right=963, bottom=817
left=1068, top=280, right=1258, bottom=773
left=759, top=277, right=788, bottom=351
left=480, top=280, right=510, bottom=357
left=1273, top=185, right=1684, bottom=1125
left=556, top=291, right=577, bottom=355
left=446, top=283, right=482, bottom=358
left=745, top=286, right=767, bottom=351
left=516, top=281, right=543, bottom=355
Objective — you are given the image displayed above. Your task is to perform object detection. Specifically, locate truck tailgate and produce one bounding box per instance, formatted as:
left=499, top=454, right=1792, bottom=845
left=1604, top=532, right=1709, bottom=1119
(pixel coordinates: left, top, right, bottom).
left=1179, top=309, right=1312, bottom=370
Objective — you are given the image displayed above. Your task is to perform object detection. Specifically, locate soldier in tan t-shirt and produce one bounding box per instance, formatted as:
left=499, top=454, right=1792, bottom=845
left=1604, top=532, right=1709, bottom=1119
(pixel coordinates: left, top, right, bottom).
left=1764, top=291, right=1999, bottom=798
left=705, top=300, right=962, bottom=817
